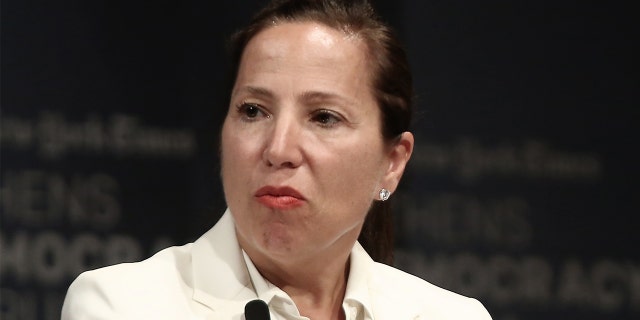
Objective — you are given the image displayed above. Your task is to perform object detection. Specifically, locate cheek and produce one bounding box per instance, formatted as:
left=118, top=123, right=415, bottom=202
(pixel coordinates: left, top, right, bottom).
left=220, top=123, right=247, bottom=187
left=221, top=123, right=250, bottom=166
left=221, top=130, right=253, bottom=216
left=220, top=125, right=234, bottom=175
left=220, top=122, right=265, bottom=204
left=323, top=142, right=385, bottom=202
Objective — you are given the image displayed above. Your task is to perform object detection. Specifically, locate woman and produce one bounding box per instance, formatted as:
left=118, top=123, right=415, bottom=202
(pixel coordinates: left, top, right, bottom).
left=62, top=0, right=492, bottom=319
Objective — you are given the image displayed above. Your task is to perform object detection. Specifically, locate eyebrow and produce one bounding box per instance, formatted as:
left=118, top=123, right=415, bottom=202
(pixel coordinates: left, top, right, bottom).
left=235, top=86, right=353, bottom=105
left=234, top=86, right=274, bottom=99
left=299, top=91, right=351, bottom=105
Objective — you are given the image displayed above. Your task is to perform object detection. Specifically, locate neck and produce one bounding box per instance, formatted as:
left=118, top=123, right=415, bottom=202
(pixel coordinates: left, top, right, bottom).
left=245, top=244, right=352, bottom=319
left=271, top=259, right=350, bottom=319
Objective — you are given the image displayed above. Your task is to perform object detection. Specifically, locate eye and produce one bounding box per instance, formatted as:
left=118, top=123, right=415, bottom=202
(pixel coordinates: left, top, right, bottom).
left=310, top=109, right=342, bottom=128
left=236, top=102, right=268, bottom=121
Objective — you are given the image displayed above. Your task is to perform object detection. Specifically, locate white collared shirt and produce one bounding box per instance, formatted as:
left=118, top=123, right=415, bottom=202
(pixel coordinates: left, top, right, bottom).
left=242, top=245, right=374, bottom=320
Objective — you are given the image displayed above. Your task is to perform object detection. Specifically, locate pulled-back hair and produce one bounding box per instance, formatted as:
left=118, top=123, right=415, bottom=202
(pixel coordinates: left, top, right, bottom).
left=227, top=0, right=413, bottom=265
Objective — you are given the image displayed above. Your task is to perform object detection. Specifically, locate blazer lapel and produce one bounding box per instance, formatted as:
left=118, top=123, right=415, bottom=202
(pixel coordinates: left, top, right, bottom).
left=190, top=210, right=258, bottom=314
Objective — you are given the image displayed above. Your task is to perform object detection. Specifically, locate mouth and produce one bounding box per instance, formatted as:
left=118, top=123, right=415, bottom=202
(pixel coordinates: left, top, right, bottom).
left=254, top=186, right=306, bottom=210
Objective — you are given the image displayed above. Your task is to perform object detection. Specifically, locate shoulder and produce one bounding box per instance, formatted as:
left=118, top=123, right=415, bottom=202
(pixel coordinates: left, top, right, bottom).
left=61, top=243, right=194, bottom=319
left=369, top=262, right=492, bottom=320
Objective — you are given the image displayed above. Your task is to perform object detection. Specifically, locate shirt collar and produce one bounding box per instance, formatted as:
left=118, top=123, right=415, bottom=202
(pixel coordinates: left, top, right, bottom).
left=344, top=242, right=375, bottom=319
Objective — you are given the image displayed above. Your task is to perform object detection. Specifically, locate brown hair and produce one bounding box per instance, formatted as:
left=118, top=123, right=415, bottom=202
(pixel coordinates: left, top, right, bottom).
left=227, top=0, right=413, bottom=265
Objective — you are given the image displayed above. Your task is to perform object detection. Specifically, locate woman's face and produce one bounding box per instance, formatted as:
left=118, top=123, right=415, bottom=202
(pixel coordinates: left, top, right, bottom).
left=221, top=22, right=412, bottom=263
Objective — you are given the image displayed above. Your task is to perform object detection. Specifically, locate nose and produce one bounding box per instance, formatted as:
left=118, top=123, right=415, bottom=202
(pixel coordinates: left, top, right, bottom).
left=263, top=115, right=303, bottom=169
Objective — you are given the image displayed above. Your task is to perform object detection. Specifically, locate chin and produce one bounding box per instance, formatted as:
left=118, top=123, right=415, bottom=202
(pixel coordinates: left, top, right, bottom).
left=260, top=228, right=304, bottom=254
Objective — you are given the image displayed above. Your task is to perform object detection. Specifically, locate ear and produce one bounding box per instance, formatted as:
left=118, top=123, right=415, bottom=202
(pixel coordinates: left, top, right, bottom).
left=381, top=131, right=414, bottom=194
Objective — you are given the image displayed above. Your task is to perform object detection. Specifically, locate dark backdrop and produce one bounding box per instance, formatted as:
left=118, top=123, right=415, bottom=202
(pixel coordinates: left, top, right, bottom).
left=2, top=1, right=638, bottom=319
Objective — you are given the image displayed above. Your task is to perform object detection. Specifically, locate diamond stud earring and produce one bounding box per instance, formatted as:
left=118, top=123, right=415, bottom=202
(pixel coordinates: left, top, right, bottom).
left=379, top=188, right=391, bottom=201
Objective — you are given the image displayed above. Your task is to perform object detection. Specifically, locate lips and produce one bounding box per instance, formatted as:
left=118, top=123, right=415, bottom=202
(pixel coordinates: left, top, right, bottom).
left=255, top=186, right=305, bottom=210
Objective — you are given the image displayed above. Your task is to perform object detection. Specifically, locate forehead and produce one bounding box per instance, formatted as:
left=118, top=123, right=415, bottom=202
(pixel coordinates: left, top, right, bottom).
left=240, top=21, right=371, bottom=76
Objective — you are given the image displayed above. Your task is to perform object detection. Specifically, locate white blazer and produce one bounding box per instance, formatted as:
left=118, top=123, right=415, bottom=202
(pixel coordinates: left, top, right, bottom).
left=62, top=211, right=492, bottom=319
